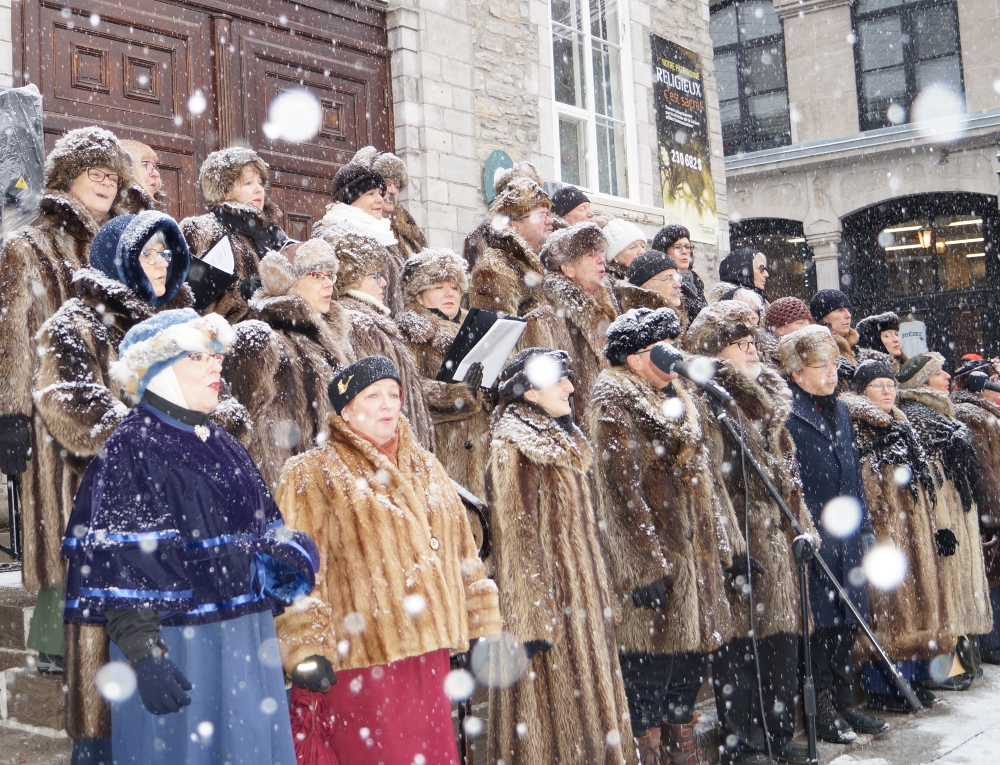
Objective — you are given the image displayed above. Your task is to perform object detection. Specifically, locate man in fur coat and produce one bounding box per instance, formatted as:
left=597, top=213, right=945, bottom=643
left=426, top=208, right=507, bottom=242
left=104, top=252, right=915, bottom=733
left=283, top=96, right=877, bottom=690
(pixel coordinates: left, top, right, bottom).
left=469, top=176, right=552, bottom=317
left=686, top=301, right=819, bottom=765
left=463, top=161, right=544, bottom=272
left=520, top=222, right=619, bottom=423
left=809, top=289, right=859, bottom=391
left=586, top=309, right=738, bottom=765
left=777, top=325, right=886, bottom=743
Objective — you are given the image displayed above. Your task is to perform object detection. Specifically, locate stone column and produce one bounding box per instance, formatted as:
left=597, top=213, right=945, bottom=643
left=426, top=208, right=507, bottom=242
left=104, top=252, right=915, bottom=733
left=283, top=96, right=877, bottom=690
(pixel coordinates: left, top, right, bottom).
left=807, top=230, right=843, bottom=291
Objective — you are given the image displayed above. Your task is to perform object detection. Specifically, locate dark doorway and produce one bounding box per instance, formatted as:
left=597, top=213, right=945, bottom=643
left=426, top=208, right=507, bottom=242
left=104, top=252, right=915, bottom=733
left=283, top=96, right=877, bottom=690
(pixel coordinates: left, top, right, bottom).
left=14, top=0, right=392, bottom=230
left=729, top=217, right=816, bottom=302
left=840, top=192, right=1000, bottom=365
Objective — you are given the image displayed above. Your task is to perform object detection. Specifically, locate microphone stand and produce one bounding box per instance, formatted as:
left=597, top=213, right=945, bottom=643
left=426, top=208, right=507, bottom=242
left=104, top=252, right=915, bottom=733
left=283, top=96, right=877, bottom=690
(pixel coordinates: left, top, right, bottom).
left=700, top=386, right=920, bottom=762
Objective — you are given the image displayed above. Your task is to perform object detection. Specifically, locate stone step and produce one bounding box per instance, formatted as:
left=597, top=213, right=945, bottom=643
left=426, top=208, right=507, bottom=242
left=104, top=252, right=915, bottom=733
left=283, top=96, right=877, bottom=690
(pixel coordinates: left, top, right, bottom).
left=0, top=666, right=65, bottom=733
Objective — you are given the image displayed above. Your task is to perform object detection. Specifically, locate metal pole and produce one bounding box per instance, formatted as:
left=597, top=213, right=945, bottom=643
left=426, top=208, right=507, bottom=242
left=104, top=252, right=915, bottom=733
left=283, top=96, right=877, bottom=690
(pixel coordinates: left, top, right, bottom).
left=793, top=536, right=819, bottom=765
left=1, top=475, right=22, bottom=560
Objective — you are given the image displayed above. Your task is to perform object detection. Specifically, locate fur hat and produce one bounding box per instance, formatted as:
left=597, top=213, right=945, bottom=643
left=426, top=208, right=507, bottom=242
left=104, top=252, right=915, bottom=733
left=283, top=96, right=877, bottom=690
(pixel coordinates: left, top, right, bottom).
left=348, top=145, right=407, bottom=188
left=898, top=351, right=945, bottom=389
left=627, top=249, right=677, bottom=287
left=199, top=147, right=269, bottom=206
left=602, top=218, right=647, bottom=262
left=764, top=297, right=812, bottom=333
left=604, top=307, right=682, bottom=365
left=319, top=225, right=389, bottom=296
left=551, top=186, right=590, bottom=218
left=490, top=176, right=551, bottom=222
left=809, top=289, right=852, bottom=322
left=44, top=127, right=133, bottom=193
left=331, top=162, right=386, bottom=206
left=539, top=221, right=606, bottom=272
left=401, top=248, right=469, bottom=305
left=111, top=309, right=233, bottom=397
left=777, top=324, right=839, bottom=376
left=651, top=224, right=691, bottom=252
left=686, top=300, right=759, bottom=357
left=498, top=347, right=573, bottom=404
left=328, top=355, right=402, bottom=415
left=259, top=239, right=340, bottom=297
left=493, top=161, right=543, bottom=196
left=856, top=311, right=900, bottom=352
left=852, top=359, right=896, bottom=394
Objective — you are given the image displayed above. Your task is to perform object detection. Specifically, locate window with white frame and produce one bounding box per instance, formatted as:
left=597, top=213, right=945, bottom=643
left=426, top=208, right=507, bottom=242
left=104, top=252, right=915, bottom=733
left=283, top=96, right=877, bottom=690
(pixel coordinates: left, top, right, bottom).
left=551, top=0, right=628, bottom=197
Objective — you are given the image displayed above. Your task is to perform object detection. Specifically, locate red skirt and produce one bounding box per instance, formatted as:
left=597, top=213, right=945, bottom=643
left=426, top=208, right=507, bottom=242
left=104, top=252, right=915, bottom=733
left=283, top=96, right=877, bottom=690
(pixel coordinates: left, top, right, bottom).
left=290, top=648, right=460, bottom=765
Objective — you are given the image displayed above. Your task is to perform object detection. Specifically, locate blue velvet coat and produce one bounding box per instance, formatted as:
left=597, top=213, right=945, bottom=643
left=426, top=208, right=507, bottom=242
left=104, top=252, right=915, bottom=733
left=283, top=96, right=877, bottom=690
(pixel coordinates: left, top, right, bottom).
left=786, top=383, right=874, bottom=628
left=62, top=398, right=318, bottom=626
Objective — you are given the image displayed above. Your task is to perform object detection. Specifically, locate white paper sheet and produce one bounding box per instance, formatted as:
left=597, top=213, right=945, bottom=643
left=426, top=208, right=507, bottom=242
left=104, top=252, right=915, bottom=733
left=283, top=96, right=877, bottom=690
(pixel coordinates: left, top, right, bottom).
left=453, top=318, right=526, bottom=387
left=202, top=235, right=235, bottom=275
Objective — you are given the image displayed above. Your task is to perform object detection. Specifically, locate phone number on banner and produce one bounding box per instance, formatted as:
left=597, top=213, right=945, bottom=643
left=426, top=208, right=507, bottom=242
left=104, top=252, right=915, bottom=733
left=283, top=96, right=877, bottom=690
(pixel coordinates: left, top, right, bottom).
left=668, top=150, right=703, bottom=171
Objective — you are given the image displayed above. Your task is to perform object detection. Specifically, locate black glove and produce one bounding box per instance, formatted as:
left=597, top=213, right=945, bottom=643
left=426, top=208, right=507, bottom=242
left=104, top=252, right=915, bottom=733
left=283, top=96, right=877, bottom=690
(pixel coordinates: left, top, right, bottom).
left=936, top=528, right=959, bottom=557
left=0, top=414, right=30, bottom=476
left=133, top=654, right=193, bottom=715
left=630, top=578, right=669, bottom=610
left=726, top=556, right=765, bottom=587
left=523, top=640, right=552, bottom=660
left=290, top=654, right=336, bottom=693
left=464, top=362, right=485, bottom=395
left=238, top=275, right=262, bottom=301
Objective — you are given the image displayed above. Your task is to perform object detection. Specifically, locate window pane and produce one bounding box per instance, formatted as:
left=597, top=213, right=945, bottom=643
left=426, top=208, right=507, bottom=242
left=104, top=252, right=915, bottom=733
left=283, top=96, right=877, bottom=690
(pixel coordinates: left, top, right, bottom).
left=915, top=55, right=963, bottom=93
left=748, top=91, right=791, bottom=143
left=596, top=117, right=627, bottom=196
left=551, top=0, right=583, bottom=30
left=863, top=66, right=907, bottom=104
left=743, top=44, right=788, bottom=94
left=590, top=0, right=620, bottom=45
left=553, top=27, right=587, bottom=107
left=738, top=1, right=782, bottom=41
left=559, top=115, right=588, bottom=186
left=710, top=4, right=738, bottom=48
left=715, top=53, right=739, bottom=102
left=913, top=5, right=959, bottom=60
left=859, top=16, right=904, bottom=71
left=592, top=41, right=624, bottom=118
left=857, top=0, right=903, bottom=13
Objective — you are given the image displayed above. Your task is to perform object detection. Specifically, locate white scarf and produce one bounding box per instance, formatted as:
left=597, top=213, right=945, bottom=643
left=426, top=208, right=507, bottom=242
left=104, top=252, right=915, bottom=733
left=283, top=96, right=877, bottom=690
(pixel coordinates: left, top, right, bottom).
left=145, top=366, right=190, bottom=409
left=319, top=202, right=397, bottom=246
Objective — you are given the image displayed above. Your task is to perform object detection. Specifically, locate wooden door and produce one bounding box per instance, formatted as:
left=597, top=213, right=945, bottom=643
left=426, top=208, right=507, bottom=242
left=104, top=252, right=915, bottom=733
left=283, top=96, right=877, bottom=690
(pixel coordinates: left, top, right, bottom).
left=14, top=0, right=392, bottom=231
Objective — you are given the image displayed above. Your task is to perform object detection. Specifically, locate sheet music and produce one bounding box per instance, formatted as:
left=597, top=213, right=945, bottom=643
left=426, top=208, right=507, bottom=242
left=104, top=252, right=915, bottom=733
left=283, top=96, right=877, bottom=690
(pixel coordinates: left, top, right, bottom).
left=453, top=318, right=526, bottom=387
left=202, top=236, right=235, bottom=275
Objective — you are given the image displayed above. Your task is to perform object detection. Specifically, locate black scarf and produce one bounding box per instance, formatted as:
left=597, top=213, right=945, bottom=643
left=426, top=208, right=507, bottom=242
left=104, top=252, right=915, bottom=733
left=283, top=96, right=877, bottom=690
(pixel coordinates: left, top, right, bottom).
left=853, top=416, right=937, bottom=504
left=142, top=390, right=210, bottom=427
left=213, top=207, right=288, bottom=259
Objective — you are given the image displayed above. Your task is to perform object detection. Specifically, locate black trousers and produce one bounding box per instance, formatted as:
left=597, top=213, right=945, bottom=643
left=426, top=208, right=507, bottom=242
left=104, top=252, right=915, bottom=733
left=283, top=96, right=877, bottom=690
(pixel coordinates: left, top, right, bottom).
left=712, top=633, right=799, bottom=753
left=619, top=650, right=709, bottom=731
left=811, top=624, right=858, bottom=708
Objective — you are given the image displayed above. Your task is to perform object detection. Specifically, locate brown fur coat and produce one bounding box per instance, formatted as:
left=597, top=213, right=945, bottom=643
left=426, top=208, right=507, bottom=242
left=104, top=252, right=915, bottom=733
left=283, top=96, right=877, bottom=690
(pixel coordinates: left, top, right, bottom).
left=486, top=402, right=635, bottom=765
left=585, top=366, right=739, bottom=656
left=225, top=294, right=355, bottom=491
left=273, top=414, right=500, bottom=673
left=843, top=392, right=953, bottom=660
left=951, top=389, right=1000, bottom=587
left=469, top=225, right=546, bottom=317
left=899, top=387, right=994, bottom=634
left=396, top=304, right=490, bottom=498
left=520, top=274, right=619, bottom=424
left=336, top=291, right=435, bottom=450
left=180, top=201, right=284, bottom=322
left=704, top=362, right=819, bottom=640
left=381, top=205, right=427, bottom=316
left=604, top=259, right=671, bottom=316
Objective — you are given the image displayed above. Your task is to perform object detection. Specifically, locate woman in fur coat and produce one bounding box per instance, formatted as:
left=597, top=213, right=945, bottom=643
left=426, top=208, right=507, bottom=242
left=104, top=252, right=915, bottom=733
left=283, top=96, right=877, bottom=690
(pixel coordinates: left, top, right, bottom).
left=520, top=222, right=619, bottom=424
left=120, top=139, right=165, bottom=214
left=855, top=312, right=905, bottom=371
left=181, top=147, right=288, bottom=322
left=274, top=356, right=500, bottom=765
left=489, top=348, right=636, bottom=765
left=225, top=238, right=354, bottom=490
left=686, top=301, right=818, bottom=765
left=317, top=224, right=435, bottom=449
left=898, top=352, right=994, bottom=685
left=396, top=248, right=491, bottom=498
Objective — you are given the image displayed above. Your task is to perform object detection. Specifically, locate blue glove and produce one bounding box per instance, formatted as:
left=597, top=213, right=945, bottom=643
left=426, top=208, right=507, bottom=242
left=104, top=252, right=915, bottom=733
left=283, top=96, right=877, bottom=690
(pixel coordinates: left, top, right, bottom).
left=133, top=654, right=193, bottom=715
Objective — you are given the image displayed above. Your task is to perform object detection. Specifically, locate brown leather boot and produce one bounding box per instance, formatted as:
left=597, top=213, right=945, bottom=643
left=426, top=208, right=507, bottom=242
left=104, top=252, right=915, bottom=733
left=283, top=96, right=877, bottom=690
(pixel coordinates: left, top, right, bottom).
left=661, top=713, right=710, bottom=765
left=636, top=727, right=666, bottom=765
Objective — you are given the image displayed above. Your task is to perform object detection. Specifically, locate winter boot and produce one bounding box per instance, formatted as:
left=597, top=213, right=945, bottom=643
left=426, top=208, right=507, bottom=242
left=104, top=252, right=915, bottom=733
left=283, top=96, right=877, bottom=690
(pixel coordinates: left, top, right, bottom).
left=837, top=704, right=888, bottom=735
left=814, top=688, right=856, bottom=744
left=636, top=727, right=666, bottom=765
left=661, top=714, right=710, bottom=765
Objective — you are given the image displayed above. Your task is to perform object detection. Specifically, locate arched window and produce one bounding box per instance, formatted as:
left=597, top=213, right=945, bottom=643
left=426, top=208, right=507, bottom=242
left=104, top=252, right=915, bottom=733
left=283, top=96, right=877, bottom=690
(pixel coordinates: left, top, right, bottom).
left=710, top=0, right=791, bottom=156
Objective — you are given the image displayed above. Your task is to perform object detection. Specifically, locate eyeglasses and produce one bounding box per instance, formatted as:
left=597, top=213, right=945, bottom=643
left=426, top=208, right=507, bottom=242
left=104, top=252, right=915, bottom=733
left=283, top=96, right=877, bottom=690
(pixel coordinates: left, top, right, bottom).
left=367, top=271, right=385, bottom=283
left=515, top=211, right=553, bottom=224
left=806, top=361, right=839, bottom=373
left=87, top=168, right=123, bottom=187
left=306, top=270, right=335, bottom=282
left=728, top=339, right=757, bottom=353
left=757, top=264, right=769, bottom=274
left=867, top=382, right=897, bottom=392
left=186, top=352, right=224, bottom=364
left=140, top=247, right=172, bottom=265
left=139, top=160, right=160, bottom=174
left=671, top=243, right=694, bottom=253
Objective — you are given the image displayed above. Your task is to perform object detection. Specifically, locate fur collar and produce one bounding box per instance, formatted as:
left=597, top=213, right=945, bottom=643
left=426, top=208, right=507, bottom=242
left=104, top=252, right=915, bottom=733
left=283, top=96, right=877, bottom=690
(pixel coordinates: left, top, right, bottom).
left=900, top=386, right=954, bottom=419
left=841, top=391, right=896, bottom=429
left=481, top=223, right=545, bottom=274
left=212, top=199, right=283, bottom=228
left=834, top=328, right=859, bottom=365
left=247, top=291, right=341, bottom=350
left=605, top=259, right=626, bottom=281
left=396, top=304, right=463, bottom=358
left=37, top=191, right=120, bottom=241
left=123, top=183, right=165, bottom=213
left=713, top=360, right=792, bottom=427
left=319, top=202, right=397, bottom=246
left=390, top=205, right=427, bottom=249
left=325, top=406, right=417, bottom=474
left=344, top=289, right=391, bottom=316
left=71, top=267, right=193, bottom=329
left=540, top=273, right=617, bottom=352
left=856, top=346, right=903, bottom=372
left=952, top=388, right=1000, bottom=421
left=492, top=401, right=592, bottom=471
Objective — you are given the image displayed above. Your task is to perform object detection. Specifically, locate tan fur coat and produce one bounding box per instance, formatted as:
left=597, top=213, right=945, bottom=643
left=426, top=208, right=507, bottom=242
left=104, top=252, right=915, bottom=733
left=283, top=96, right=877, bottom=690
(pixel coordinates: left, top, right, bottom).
left=486, top=402, right=635, bottom=765
left=469, top=226, right=546, bottom=317
left=383, top=205, right=427, bottom=316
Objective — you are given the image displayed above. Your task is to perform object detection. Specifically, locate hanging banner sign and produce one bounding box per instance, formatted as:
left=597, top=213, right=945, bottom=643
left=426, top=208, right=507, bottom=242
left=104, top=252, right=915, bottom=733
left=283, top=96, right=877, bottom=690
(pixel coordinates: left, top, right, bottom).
left=651, top=35, right=718, bottom=245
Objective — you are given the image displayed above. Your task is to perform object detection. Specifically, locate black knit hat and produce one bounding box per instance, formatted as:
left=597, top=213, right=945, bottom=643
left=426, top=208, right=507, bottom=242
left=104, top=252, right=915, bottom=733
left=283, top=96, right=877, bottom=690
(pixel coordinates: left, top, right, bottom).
left=551, top=186, right=590, bottom=218
left=856, top=312, right=900, bottom=352
left=604, top=307, right=682, bottom=365
left=498, top=348, right=573, bottom=404
left=651, top=224, right=691, bottom=252
left=626, top=249, right=678, bottom=287
left=331, top=163, right=387, bottom=206
left=809, top=289, right=852, bottom=322
left=328, top=356, right=402, bottom=415
left=851, top=360, right=896, bottom=394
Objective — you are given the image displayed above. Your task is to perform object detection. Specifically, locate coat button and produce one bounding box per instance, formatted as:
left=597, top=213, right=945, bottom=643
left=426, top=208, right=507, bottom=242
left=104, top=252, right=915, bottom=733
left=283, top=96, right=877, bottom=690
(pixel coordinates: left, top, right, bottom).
left=429, top=537, right=441, bottom=551
left=465, top=441, right=473, bottom=450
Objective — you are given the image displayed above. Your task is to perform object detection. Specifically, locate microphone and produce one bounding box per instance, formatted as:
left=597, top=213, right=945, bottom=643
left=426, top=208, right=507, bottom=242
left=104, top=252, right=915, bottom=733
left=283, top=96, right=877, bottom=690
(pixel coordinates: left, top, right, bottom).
left=649, top=344, right=733, bottom=403
left=968, top=371, right=1000, bottom=394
